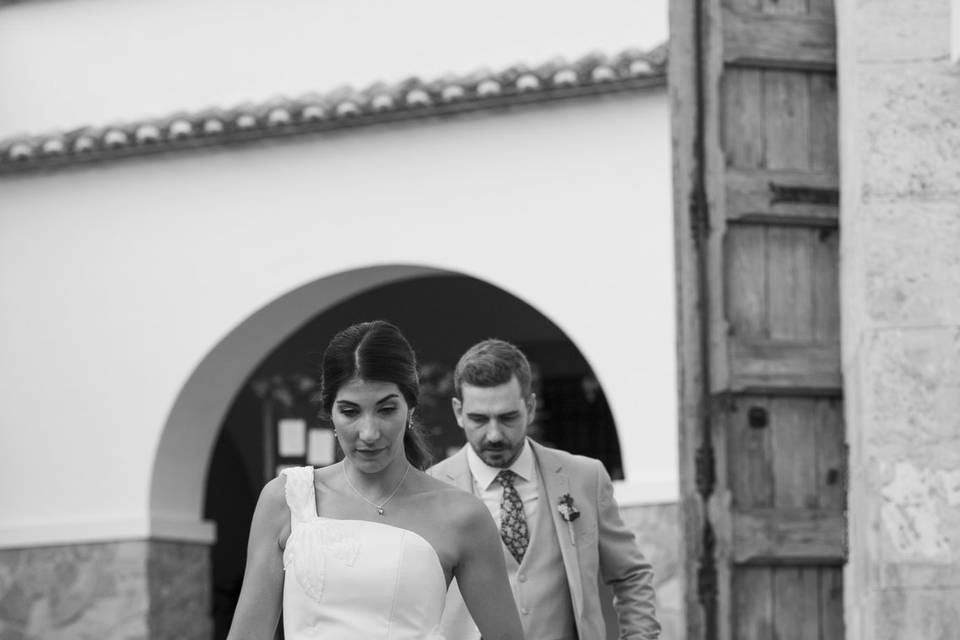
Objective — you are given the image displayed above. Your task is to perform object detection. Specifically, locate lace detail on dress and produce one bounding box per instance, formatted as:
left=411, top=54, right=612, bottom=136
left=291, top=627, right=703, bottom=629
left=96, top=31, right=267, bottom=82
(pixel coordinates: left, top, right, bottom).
left=281, top=466, right=317, bottom=525
left=283, top=518, right=361, bottom=602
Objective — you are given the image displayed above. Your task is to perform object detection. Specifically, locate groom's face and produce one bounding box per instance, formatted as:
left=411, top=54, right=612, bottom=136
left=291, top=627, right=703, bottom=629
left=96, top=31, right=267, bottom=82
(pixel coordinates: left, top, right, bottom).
left=453, top=375, right=536, bottom=468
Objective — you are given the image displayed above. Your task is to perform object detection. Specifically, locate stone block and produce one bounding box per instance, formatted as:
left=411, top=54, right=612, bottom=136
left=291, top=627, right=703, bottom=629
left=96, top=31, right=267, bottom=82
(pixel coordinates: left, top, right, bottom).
left=858, top=62, right=960, bottom=200
left=850, top=327, right=960, bottom=577
left=0, top=542, right=149, bottom=640
left=0, top=539, right=211, bottom=640
left=861, top=200, right=960, bottom=327
left=869, top=585, right=960, bottom=640
left=148, top=541, right=212, bottom=640
left=861, top=327, right=960, bottom=465
left=854, top=0, right=949, bottom=62
left=619, top=502, right=683, bottom=640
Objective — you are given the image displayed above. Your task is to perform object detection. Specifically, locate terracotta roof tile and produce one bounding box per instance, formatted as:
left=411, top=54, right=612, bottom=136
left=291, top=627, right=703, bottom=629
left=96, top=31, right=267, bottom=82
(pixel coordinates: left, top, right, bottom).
left=0, top=45, right=666, bottom=174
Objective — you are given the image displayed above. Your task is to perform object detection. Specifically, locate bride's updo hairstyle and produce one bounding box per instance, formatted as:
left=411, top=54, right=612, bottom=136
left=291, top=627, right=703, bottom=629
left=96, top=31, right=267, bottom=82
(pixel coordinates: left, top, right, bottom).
left=320, top=320, right=432, bottom=469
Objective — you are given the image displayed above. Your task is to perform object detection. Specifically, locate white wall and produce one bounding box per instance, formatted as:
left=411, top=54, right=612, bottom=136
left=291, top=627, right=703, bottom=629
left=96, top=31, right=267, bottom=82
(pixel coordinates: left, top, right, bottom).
left=0, top=0, right=675, bottom=548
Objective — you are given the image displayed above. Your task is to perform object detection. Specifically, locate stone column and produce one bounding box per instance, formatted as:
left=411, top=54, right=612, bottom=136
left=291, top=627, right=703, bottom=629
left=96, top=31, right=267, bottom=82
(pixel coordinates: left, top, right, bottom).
left=837, top=0, right=960, bottom=638
left=0, top=540, right=211, bottom=640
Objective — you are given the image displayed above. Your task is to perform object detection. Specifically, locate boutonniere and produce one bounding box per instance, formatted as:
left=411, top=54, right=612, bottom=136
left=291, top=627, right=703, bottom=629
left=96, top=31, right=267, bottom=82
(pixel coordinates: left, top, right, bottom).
left=557, top=494, right=580, bottom=545
left=557, top=494, right=580, bottom=522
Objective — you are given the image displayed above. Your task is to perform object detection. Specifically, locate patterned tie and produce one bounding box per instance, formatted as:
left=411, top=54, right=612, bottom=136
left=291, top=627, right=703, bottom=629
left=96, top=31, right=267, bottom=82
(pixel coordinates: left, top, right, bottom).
left=496, top=469, right=529, bottom=564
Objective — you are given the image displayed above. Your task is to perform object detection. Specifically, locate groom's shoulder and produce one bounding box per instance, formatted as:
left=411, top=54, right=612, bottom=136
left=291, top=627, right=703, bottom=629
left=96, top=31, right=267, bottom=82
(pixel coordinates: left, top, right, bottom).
left=426, top=446, right=466, bottom=479
left=532, top=441, right=601, bottom=473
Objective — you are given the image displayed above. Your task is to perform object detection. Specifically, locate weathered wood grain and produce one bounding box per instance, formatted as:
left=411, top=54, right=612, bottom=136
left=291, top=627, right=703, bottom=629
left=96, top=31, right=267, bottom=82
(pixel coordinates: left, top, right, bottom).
left=772, top=568, right=821, bottom=640
left=723, top=9, right=837, bottom=69
left=725, top=167, right=838, bottom=223
left=728, top=339, right=841, bottom=392
left=763, top=70, right=811, bottom=171
left=808, top=72, right=839, bottom=173
left=819, top=567, right=845, bottom=639
left=767, top=227, right=815, bottom=341
left=814, top=398, right=845, bottom=511
left=733, top=567, right=773, bottom=640
left=728, top=396, right=775, bottom=509
left=771, top=398, right=820, bottom=509
left=723, top=69, right=765, bottom=168
left=811, top=227, right=841, bottom=343
left=726, top=225, right=769, bottom=339
left=733, top=509, right=845, bottom=563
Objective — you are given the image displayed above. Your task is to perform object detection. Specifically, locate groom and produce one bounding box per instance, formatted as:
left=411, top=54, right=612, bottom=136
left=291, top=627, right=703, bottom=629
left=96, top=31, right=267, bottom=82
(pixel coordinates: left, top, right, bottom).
left=428, top=339, right=661, bottom=640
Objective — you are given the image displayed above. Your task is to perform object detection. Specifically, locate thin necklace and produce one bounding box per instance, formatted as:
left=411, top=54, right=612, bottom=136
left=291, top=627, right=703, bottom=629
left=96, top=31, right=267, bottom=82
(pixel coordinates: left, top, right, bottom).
left=342, top=462, right=410, bottom=516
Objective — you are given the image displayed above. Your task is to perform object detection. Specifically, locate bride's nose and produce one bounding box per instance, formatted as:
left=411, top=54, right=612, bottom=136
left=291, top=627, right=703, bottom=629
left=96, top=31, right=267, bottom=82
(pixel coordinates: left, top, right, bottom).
left=357, top=414, right=380, bottom=443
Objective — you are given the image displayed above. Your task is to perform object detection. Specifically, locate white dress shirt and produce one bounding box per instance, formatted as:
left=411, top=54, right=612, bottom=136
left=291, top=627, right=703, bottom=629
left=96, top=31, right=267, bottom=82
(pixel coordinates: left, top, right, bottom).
left=465, top=438, right=539, bottom=527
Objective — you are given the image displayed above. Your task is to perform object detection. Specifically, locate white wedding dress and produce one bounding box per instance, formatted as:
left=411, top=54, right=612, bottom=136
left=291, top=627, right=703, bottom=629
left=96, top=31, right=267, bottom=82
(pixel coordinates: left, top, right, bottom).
left=281, top=466, right=447, bottom=639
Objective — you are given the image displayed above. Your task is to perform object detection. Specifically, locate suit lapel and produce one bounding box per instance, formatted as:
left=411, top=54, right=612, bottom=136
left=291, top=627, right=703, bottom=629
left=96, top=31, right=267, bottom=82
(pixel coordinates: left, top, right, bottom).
left=530, top=441, right=584, bottom=625
left=441, top=446, right=475, bottom=494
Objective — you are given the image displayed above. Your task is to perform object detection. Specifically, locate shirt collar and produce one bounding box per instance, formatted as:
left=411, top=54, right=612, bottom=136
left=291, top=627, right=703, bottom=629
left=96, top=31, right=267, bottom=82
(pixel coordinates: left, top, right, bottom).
left=466, top=438, right=534, bottom=490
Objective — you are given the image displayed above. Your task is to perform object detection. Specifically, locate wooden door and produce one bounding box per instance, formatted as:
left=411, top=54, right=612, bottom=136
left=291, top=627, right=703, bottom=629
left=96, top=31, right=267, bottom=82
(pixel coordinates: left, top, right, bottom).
left=671, top=1, right=845, bottom=639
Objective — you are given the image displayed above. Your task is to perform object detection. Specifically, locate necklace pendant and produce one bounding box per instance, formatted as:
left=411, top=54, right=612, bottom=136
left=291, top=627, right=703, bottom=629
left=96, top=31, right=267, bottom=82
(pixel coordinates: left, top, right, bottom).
left=377, top=507, right=384, bottom=516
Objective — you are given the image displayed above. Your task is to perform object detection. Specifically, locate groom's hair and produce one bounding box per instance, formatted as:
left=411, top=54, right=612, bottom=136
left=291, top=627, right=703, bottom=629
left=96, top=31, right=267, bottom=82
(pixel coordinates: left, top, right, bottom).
left=453, top=339, right=532, bottom=399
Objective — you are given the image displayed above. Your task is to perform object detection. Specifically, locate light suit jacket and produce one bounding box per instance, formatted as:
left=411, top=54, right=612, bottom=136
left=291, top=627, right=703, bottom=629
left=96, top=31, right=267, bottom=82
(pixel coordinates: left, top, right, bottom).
left=428, top=440, right=661, bottom=640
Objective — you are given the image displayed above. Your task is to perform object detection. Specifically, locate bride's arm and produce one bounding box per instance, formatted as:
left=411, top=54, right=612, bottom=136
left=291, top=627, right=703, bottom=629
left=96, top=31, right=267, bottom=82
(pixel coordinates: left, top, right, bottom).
left=226, top=477, right=288, bottom=640
left=453, top=499, right=525, bottom=640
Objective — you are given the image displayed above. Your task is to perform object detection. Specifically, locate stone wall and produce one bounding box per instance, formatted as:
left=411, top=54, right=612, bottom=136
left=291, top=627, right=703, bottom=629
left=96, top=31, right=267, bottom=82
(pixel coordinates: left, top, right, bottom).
left=620, top=502, right=683, bottom=640
left=0, top=540, right=211, bottom=640
left=838, top=0, right=960, bottom=638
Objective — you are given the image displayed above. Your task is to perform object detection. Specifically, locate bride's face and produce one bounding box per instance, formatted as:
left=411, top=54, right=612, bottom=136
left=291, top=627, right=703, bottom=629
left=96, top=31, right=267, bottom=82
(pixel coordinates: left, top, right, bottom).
left=332, top=378, right=409, bottom=473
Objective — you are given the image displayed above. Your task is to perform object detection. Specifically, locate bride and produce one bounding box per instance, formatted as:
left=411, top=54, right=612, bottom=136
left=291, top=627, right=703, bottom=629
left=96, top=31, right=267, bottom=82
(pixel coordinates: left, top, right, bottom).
left=226, top=321, right=524, bottom=640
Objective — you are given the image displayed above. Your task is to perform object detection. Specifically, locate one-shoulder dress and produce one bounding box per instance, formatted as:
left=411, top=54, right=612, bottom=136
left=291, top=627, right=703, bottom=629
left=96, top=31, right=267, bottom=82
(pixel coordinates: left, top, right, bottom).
left=280, top=466, right=447, bottom=639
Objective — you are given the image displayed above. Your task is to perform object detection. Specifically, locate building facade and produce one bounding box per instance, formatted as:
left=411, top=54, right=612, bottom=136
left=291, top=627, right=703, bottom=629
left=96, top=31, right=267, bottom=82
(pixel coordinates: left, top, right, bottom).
left=0, top=1, right=681, bottom=638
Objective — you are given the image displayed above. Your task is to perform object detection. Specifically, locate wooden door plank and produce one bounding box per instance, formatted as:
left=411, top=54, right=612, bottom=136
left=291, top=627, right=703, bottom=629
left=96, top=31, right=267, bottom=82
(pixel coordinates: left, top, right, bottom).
left=811, top=228, right=840, bottom=343
left=726, top=226, right=769, bottom=339
left=761, top=0, right=808, bottom=16
left=772, top=567, right=821, bottom=640
left=808, top=73, right=839, bottom=173
left=723, top=68, right=765, bottom=168
left=732, top=509, right=845, bottom=563
left=808, top=0, right=836, bottom=18
left=728, top=397, right=774, bottom=509
left=726, top=0, right=763, bottom=13
left=725, top=167, right=838, bottom=223
left=819, top=567, right=845, bottom=639
left=733, top=567, right=774, bottom=640
left=728, top=339, right=841, bottom=391
left=668, top=1, right=711, bottom=636
left=763, top=70, right=811, bottom=171
left=722, top=9, right=836, bottom=70
left=767, top=227, right=815, bottom=341
left=814, top=398, right=845, bottom=511
left=771, top=398, right=819, bottom=509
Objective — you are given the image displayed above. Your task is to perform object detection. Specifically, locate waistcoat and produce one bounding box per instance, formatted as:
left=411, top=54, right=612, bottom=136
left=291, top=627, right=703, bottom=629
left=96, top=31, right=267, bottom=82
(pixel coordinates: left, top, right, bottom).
left=503, top=470, right=577, bottom=640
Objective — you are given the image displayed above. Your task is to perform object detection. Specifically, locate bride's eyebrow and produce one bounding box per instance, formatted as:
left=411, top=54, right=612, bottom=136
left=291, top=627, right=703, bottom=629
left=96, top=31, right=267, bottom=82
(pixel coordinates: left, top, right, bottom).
left=376, top=394, right=400, bottom=404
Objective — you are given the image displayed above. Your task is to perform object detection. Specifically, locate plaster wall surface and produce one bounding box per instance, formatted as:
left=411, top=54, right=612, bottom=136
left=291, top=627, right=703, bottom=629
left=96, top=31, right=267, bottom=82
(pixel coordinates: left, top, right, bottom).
left=0, top=91, right=677, bottom=548
left=838, top=0, right=960, bottom=637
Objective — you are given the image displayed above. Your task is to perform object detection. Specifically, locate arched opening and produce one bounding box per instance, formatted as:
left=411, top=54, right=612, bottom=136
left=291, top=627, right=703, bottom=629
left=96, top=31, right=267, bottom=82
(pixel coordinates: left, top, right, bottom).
left=149, top=265, right=623, bottom=637
left=202, top=272, right=623, bottom=637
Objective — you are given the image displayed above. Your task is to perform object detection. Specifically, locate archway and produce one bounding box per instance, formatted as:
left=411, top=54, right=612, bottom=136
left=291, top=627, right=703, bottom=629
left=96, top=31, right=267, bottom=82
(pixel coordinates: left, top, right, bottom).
left=149, top=264, right=624, bottom=637
left=199, top=272, right=623, bottom=637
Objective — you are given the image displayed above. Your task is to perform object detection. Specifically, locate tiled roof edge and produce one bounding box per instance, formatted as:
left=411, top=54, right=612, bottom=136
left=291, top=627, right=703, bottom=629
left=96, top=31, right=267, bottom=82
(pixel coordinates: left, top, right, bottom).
left=0, top=45, right=666, bottom=176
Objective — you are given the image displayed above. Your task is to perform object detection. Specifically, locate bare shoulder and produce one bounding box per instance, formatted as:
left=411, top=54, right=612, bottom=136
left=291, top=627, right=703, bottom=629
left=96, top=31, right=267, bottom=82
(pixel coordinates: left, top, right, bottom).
left=259, top=474, right=288, bottom=506
left=253, top=475, right=292, bottom=543
left=411, top=472, right=489, bottom=528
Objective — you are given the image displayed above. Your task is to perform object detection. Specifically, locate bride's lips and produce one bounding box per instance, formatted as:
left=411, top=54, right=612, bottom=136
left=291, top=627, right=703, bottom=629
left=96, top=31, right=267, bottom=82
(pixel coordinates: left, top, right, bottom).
left=355, top=448, right=383, bottom=458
